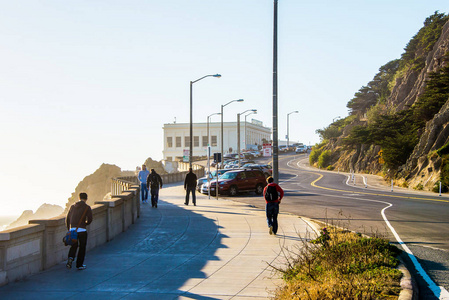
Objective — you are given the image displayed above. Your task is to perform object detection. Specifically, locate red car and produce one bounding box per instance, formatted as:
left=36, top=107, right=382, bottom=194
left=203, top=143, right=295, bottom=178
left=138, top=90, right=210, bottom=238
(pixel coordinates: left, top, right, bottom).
left=203, top=169, right=267, bottom=196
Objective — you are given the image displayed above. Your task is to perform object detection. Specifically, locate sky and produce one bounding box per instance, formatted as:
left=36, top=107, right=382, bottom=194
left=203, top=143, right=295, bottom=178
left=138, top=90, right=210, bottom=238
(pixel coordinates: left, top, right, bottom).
left=1, top=0, right=448, bottom=217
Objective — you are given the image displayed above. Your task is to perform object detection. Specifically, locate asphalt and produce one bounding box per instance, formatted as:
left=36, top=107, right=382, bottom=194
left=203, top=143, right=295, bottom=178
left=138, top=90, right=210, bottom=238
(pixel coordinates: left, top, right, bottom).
left=0, top=183, right=315, bottom=300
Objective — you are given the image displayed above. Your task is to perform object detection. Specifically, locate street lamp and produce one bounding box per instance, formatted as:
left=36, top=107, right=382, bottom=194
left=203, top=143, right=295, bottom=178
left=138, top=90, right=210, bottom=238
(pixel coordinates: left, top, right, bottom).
left=207, top=112, right=221, bottom=199
left=189, top=74, right=221, bottom=168
left=237, top=109, right=257, bottom=167
left=221, top=99, right=244, bottom=168
left=244, top=110, right=257, bottom=151
left=287, top=110, right=299, bottom=149
left=272, top=0, right=279, bottom=183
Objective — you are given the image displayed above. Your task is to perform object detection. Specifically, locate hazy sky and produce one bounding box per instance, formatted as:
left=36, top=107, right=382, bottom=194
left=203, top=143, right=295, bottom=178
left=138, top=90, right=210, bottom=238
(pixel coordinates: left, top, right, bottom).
left=1, top=1, right=448, bottom=217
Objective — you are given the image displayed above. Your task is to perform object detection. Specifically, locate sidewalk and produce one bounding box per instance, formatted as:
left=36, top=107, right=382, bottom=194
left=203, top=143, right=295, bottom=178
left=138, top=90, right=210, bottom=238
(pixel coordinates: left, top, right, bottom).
left=0, top=184, right=314, bottom=300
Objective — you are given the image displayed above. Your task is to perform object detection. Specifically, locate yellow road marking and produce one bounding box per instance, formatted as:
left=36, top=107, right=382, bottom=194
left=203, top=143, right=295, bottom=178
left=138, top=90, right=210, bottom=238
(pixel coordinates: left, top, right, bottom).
left=309, top=172, right=449, bottom=203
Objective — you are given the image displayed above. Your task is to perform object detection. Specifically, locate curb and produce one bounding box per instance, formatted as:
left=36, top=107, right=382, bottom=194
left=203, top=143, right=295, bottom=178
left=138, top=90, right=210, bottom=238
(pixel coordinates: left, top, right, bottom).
left=398, top=254, right=418, bottom=300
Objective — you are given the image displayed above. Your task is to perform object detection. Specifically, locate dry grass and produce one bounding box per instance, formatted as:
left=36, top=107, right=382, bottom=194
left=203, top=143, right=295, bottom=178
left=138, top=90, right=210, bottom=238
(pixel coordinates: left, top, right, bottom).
left=272, top=226, right=402, bottom=300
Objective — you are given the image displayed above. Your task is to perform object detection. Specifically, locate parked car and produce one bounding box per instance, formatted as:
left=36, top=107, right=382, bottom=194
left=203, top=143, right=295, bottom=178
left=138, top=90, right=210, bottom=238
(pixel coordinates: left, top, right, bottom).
left=201, top=169, right=267, bottom=196
left=197, top=169, right=232, bottom=191
left=279, top=145, right=288, bottom=152
left=295, top=145, right=308, bottom=153
left=243, top=164, right=273, bottom=177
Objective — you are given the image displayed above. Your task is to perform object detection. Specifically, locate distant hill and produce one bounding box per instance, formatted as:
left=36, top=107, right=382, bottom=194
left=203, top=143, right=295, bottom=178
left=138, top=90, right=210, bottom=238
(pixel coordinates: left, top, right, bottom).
left=6, top=204, right=64, bottom=229
left=311, top=12, right=449, bottom=192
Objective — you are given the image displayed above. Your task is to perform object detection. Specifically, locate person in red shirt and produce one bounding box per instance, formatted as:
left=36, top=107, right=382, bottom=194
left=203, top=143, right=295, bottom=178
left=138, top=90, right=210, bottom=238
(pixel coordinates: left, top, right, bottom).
left=263, top=176, right=284, bottom=235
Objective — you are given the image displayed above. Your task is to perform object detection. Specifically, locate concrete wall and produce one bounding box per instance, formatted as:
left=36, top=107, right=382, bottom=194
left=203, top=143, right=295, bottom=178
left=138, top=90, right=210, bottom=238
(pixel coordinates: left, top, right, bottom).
left=0, top=164, right=203, bottom=287
left=0, top=181, right=140, bottom=286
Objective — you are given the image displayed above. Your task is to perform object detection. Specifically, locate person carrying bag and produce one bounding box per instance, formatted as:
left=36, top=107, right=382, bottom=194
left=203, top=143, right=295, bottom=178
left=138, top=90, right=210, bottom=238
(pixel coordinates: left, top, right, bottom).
left=65, top=193, right=93, bottom=270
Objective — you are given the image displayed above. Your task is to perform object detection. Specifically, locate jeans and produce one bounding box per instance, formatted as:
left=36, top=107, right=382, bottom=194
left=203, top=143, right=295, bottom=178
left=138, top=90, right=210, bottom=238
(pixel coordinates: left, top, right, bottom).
left=185, top=186, right=196, bottom=205
left=68, top=231, right=88, bottom=268
left=266, top=202, right=280, bottom=234
left=140, top=183, right=148, bottom=201
left=150, top=187, right=159, bottom=207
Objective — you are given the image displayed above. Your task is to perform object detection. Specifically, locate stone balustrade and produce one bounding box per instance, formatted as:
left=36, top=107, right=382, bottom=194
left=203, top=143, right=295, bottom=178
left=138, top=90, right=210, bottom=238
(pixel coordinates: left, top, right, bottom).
left=0, top=164, right=204, bottom=287
left=0, top=180, right=140, bottom=287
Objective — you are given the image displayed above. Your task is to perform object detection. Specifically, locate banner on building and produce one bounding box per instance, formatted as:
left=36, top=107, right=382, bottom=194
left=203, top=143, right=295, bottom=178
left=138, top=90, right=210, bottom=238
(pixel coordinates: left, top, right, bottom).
left=263, top=143, right=271, bottom=157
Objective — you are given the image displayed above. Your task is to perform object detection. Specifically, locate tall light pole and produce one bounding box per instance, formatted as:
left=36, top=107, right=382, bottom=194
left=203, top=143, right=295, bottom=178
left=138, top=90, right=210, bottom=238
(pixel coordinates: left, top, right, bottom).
left=272, top=0, right=279, bottom=183
left=207, top=112, right=221, bottom=199
left=287, top=110, right=299, bottom=148
left=244, top=110, right=257, bottom=151
left=221, top=99, right=244, bottom=167
left=237, top=109, right=257, bottom=167
left=190, top=74, right=221, bottom=168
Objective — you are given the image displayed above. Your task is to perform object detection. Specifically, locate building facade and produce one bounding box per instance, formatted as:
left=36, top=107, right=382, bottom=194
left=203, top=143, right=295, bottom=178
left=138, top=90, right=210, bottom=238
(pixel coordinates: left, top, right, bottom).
left=163, top=120, right=271, bottom=161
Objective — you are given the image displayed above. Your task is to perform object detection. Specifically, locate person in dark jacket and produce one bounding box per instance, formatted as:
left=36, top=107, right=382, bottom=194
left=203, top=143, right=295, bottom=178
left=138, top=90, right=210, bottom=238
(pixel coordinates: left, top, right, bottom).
left=263, top=176, right=284, bottom=235
left=184, top=168, right=198, bottom=206
left=147, top=169, right=163, bottom=208
left=66, top=192, right=93, bottom=270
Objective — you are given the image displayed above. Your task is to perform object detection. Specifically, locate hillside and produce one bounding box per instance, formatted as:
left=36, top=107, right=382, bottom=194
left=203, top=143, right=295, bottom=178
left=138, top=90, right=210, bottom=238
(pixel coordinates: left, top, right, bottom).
left=311, top=12, right=449, bottom=192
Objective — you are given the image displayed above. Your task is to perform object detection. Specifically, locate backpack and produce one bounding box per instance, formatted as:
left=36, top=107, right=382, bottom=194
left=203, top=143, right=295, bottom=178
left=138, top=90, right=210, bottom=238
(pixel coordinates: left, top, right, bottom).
left=149, top=174, right=160, bottom=187
left=265, top=185, right=279, bottom=202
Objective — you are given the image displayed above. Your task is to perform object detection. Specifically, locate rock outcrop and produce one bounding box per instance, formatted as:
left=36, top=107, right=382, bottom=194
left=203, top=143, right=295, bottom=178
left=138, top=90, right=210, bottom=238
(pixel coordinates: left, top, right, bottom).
left=6, top=204, right=63, bottom=229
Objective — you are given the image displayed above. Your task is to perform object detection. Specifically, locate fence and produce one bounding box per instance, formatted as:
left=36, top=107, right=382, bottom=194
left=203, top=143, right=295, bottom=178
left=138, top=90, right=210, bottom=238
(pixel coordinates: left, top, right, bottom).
left=0, top=179, right=140, bottom=286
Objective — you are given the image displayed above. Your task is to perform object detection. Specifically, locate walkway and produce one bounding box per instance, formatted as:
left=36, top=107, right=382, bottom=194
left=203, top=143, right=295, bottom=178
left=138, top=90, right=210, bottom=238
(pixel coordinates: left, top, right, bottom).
left=0, top=184, right=314, bottom=300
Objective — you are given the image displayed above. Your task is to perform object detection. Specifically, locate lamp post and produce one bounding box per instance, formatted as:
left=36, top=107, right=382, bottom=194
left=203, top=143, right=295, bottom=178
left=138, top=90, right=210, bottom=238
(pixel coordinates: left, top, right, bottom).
left=207, top=112, right=221, bottom=199
left=244, top=110, right=257, bottom=151
left=287, top=110, right=299, bottom=149
left=272, top=0, right=279, bottom=183
left=190, top=74, right=221, bottom=168
left=237, top=109, right=257, bottom=167
left=221, top=99, right=244, bottom=168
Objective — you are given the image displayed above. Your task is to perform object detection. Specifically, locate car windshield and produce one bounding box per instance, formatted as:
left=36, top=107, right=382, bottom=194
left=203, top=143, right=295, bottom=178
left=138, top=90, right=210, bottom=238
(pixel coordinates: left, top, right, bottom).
left=220, top=172, right=238, bottom=180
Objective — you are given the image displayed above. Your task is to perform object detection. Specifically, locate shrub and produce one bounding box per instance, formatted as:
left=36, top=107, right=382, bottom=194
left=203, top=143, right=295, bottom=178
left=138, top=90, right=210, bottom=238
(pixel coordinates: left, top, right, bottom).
left=318, top=150, right=332, bottom=168
left=274, top=227, right=402, bottom=299
left=414, top=183, right=424, bottom=190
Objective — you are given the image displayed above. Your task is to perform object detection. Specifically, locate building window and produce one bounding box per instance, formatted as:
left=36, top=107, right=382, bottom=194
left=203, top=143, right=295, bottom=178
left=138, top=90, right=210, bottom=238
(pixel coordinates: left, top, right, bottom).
left=211, top=135, right=217, bottom=146
left=194, top=136, right=199, bottom=147
left=185, top=136, right=190, bottom=147
left=176, top=137, right=181, bottom=148
left=202, top=136, right=208, bottom=147
left=167, top=137, right=173, bottom=148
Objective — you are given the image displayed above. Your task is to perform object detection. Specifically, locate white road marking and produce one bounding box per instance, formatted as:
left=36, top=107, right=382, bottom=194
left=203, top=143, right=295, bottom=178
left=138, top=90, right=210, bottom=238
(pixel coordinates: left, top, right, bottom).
left=287, top=157, right=449, bottom=300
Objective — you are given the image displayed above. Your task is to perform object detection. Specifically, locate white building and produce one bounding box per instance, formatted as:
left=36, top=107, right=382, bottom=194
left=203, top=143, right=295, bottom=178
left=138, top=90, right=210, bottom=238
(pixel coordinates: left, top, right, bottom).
left=163, top=120, right=271, bottom=161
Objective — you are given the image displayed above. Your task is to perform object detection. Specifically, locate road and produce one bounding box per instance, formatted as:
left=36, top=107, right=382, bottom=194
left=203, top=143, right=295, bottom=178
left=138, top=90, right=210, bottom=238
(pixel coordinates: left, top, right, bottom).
left=222, top=153, right=449, bottom=300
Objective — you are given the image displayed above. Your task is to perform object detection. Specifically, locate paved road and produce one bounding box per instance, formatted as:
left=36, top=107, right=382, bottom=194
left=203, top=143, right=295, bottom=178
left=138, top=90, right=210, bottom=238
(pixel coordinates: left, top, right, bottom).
left=0, top=184, right=313, bottom=300
left=227, top=153, right=449, bottom=300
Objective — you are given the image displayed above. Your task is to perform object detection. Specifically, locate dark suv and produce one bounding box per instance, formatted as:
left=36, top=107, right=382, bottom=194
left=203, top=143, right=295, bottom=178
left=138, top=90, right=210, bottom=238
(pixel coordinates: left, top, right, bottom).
left=203, top=169, right=267, bottom=196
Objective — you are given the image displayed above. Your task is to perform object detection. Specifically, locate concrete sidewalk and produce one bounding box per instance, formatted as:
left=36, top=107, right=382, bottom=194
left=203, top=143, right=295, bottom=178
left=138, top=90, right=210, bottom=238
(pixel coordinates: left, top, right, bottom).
left=0, top=184, right=315, bottom=300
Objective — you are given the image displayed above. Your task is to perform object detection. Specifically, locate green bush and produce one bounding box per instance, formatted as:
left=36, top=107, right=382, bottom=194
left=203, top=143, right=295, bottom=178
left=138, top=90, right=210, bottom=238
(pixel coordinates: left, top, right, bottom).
left=309, top=149, right=321, bottom=164
left=318, top=150, right=332, bottom=168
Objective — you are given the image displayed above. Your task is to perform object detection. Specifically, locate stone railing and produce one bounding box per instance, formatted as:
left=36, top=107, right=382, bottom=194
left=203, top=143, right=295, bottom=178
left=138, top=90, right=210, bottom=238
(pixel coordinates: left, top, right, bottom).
left=0, top=179, right=140, bottom=287
left=128, top=164, right=205, bottom=188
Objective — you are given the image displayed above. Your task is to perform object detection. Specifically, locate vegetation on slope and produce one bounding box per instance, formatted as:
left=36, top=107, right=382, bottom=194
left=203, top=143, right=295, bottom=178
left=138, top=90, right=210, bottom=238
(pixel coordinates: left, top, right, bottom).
left=316, top=12, right=449, bottom=176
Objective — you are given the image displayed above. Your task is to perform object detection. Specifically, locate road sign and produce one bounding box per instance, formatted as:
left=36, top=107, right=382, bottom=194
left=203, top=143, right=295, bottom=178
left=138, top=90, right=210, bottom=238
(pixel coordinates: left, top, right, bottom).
left=263, top=143, right=272, bottom=157
left=183, top=149, right=189, bottom=162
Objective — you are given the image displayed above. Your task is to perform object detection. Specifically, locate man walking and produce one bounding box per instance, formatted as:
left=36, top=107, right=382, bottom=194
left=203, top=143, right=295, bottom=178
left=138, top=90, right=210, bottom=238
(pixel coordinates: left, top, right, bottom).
left=184, top=168, right=197, bottom=206
left=138, top=164, right=150, bottom=203
left=66, top=192, right=93, bottom=270
left=147, top=168, right=163, bottom=208
left=263, top=176, right=284, bottom=235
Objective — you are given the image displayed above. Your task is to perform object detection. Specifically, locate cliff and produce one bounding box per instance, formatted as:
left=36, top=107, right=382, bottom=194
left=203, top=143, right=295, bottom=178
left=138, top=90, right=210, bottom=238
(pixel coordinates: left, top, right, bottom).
left=6, top=204, right=63, bottom=229
left=312, top=12, right=449, bottom=191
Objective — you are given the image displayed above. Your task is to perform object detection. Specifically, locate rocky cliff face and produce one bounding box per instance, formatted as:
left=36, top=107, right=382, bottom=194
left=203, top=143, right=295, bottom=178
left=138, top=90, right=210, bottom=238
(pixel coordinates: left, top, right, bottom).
left=6, top=204, right=63, bottom=229
left=65, top=163, right=123, bottom=212
left=321, top=16, right=449, bottom=190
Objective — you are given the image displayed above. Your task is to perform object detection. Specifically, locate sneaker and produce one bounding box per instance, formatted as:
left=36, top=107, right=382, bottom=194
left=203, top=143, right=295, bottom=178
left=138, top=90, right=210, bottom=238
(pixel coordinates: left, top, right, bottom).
left=193, top=203, right=196, bottom=206
left=66, top=257, right=74, bottom=269
left=184, top=202, right=188, bottom=205
left=269, top=226, right=273, bottom=235
left=77, top=265, right=86, bottom=270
